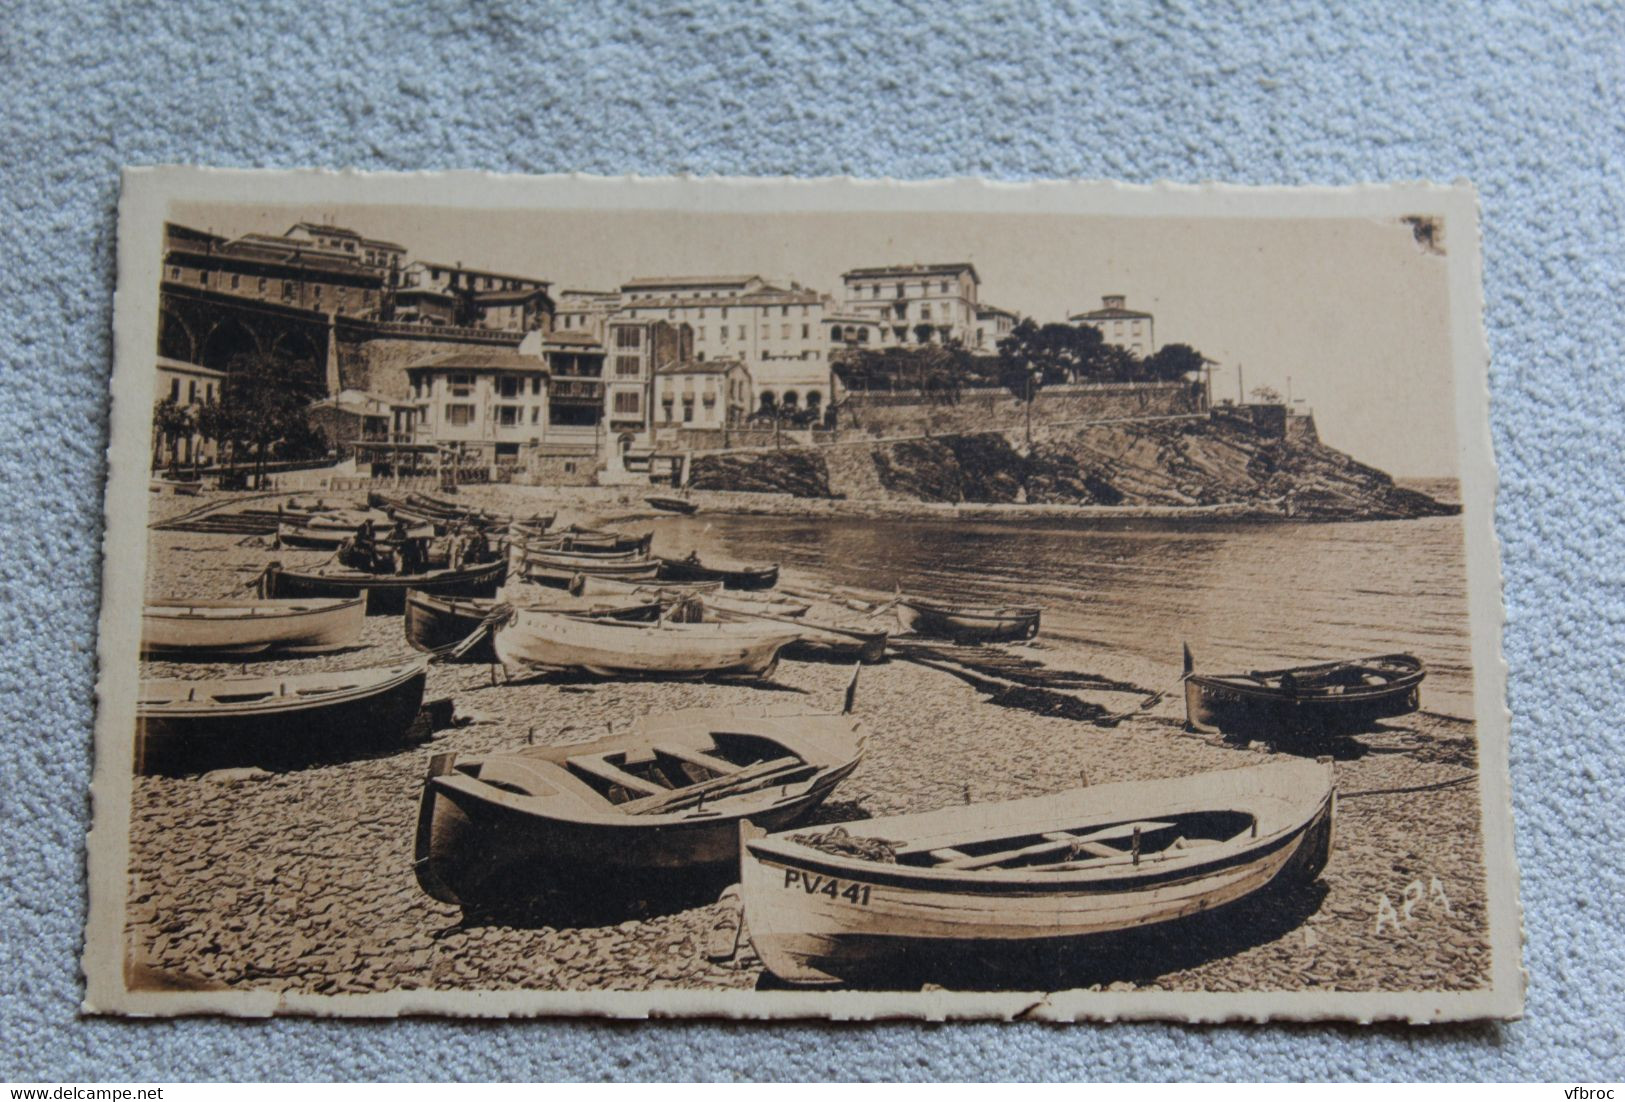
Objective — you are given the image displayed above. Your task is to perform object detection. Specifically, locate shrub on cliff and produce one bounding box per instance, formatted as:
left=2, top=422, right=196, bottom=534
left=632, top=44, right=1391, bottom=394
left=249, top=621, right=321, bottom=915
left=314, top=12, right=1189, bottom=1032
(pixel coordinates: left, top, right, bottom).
left=688, top=451, right=832, bottom=498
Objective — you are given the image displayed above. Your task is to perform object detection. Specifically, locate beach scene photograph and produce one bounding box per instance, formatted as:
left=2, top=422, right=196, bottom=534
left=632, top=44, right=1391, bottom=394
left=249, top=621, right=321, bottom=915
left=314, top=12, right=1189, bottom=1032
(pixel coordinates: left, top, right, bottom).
left=87, top=174, right=1516, bottom=1020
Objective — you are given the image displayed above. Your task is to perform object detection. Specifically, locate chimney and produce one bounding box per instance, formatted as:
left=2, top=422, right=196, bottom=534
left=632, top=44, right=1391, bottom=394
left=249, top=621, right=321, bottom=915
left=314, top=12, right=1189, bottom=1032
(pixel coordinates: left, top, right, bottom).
left=1104, top=294, right=1125, bottom=309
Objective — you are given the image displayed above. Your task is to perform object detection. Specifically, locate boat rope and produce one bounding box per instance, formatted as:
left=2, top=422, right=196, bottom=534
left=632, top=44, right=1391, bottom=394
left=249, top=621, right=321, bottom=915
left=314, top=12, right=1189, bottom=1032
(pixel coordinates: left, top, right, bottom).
left=1338, top=772, right=1478, bottom=800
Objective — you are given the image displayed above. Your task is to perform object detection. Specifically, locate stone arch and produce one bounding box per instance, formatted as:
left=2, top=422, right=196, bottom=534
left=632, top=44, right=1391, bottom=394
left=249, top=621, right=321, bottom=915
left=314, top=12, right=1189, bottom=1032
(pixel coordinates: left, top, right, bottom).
left=781, top=390, right=799, bottom=409
left=199, top=317, right=262, bottom=372
left=805, top=389, right=822, bottom=412
left=758, top=392, right=777, bottom=415
left=272, top=328, right=321, bottom=373
left=157, top=308, right=196, bottom=363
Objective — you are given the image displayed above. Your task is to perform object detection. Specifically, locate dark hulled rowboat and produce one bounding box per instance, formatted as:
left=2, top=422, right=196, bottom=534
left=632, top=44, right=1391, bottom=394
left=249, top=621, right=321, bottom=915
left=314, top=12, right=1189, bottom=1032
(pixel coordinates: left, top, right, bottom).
left=740, top=759, right=1335, bottom=987
left=136, top=660, right=428, bottom=775
left=646, top=495, right=698, bottom=515
left=414, top=705, right=864, bottom=909
left=403, top=589, right=661, bottom=662
left=895, top=596, right=1041, bottom=643
left=1182, top=647, right=1425, bottom=737
left=659, top=553, right=780, bottom=591
left=258, top=558, right=506, bottom=615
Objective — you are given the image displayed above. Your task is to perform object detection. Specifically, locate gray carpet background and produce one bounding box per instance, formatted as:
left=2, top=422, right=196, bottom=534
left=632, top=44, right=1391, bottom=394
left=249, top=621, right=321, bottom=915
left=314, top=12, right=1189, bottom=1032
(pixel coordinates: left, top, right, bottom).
left=2, top=0, right=1620, bottom=1082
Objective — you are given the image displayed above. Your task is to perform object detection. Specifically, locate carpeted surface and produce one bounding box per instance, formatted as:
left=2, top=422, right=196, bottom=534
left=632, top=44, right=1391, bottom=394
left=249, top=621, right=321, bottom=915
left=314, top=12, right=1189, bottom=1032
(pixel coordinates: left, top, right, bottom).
left=2, top=0, right=1620, bottom=1082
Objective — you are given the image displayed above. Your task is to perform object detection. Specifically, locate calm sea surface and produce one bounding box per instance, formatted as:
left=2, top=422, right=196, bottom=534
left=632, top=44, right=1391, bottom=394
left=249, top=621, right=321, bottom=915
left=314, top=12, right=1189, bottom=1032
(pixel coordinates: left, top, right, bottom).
left=652, top=501, right=1477, bottom=719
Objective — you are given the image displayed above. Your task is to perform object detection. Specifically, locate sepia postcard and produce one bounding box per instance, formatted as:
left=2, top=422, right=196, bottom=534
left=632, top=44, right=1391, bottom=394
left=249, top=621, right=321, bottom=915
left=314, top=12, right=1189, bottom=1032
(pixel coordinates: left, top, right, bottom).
left=85, top=169, right=1521, bottom=1021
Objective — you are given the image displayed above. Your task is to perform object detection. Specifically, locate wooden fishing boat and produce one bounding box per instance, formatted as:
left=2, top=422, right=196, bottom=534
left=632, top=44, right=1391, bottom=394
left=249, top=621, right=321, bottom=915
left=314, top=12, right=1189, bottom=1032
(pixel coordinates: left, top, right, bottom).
left=705, top=604, right=888, bottom=664
left=895, top=596, right=1041, bottom=642
left=413, top=705, right=864, bottom=908
left=141, top=597, right=365, bottom=658
left=740, top=758, right=1336, bottom=986
left=136, top=660, right=428, bottom=775
left=404, top=589, right=661, bottom=662
left=659, top=553, right=780, bottom=591
left=520, top=526, right=653, bottom=555
left=492, top=609, right=800, bottom=681
left=646, top=495, right=698, bottom=515
left=258, top=558, right=506, bottom=615
left=1182, top=647, right=1425, bottom=737
left=517, top=548, right=661, bottom=587
left=569, top=575, right=812, bottom=619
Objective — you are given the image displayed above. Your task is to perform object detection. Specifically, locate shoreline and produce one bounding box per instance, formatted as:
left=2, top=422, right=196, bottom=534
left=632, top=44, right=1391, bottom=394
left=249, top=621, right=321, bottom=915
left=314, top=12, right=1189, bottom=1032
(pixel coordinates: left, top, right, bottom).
left=126, top=492, right=1493, bottom=999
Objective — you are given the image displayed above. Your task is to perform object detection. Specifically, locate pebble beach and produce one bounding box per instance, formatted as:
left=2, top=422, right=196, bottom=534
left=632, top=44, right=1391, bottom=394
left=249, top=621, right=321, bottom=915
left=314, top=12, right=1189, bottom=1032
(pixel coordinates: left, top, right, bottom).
left=122, top=486, right=1494, bottom=1002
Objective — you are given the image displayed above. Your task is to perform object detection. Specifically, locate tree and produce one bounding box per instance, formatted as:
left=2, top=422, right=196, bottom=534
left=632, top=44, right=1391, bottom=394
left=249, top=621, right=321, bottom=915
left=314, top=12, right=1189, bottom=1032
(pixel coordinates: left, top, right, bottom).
left=1250, top=385, right=1283, bottom=405
left=996, top=318, right=1107, bottom=390
left=220, top=349, right=326, bottom=489
left=151, top=397, right=193, bottom=472
left=1143, top=343, right=1208, bottom=382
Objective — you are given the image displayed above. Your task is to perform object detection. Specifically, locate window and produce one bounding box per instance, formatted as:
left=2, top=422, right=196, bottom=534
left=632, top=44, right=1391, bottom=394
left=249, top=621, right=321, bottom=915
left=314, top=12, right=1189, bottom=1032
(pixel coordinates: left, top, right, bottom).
left=614, top=327, right=641, bottom=349
left=445, top=404, right=475, bottom=426
left=781, top=324, right=791, bottom=340
left=497, top=406, right=521, bottom=427
left=230, top=274, right=240, bottom=290
left=1132, top=321, right=1143, bottom=335
left=921, top=304, right=932, bottom=320
left=198, top=270, right=208, bottom=286
left=188, top=380, right=197, bottom=403
left=781, top=305, right=789, bottom=316
left=531, top=377, right=542, bottom=395
left=682, top=400, right=694, bottom=423
left=720, top=307, right=729, bottom=319
left=449, top=373, right=474, bottom=397
left=616, top=355, right=640, bottom=377
left=169, top=266, right=180, bottom=279
left=737, top=326, right=745, bottom=339
left=801, top=324, right=809, bottom=339
left=258, top=277, right=268, bottom=293
left=941, top=280, right=950, bottom=293
left=696, top=327, right=706, bottom=341
left=497, top=376, right=521, bottom=398
left=830, top=326, right=842, bottom=341
left=169, top=379, right=180, bottom=401
left=662, top=400, right=674, bottom=423
left=614, top=391, right=641, bottom=414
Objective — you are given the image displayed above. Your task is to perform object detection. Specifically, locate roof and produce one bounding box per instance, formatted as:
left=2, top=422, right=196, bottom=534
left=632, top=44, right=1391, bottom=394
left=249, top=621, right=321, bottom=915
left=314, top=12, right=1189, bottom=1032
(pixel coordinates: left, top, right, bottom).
left=395, top=286, right=456, bottom=300
left=474, top=288, right=551, bottom=305
left=542, top=330, right=603, bottom=348
left=412, top=260, right=551, bottom=287
left=1069, top=307, right=1154, bottom=321
left=622, top=274, right=758, bottom=290
left=842, top=262, right=980, bottom=284
left=406, top=349, right=549, bottom=374
left=174, top=241, right=383, bottom=283
left=977, top=304, right=1020, bottom=320
left=309, top=388, right=412, bottom=415
left=157, top=356, right=226, bottom=378
left=659, top=362, right=740, bottom=378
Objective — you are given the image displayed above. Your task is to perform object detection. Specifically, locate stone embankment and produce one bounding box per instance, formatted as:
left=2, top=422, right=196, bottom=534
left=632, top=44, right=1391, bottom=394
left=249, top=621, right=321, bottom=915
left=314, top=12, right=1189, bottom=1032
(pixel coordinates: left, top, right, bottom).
left=688, top=415, right=1458, bottom=522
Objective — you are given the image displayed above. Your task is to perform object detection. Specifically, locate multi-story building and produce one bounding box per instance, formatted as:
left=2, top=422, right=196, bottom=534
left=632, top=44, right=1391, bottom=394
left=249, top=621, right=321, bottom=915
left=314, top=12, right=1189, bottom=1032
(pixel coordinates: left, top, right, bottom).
left=974, top=304, right=1020, bottom=352
left=392, top=261, right=555, bottom=333
left=153, top=356, right=227, bottom=466
left=162, top=222, right=385, bottom=318
left=653, top=359, right=753, bottom=434
left=279, top=222, right=407, bottom=284
left=1068, top=294, right=1156, bottom=357
left=614, top=275, right=832, bottom=419
left=405, top=349, right=551, bottom=468
left=553, top=289, right=621, bottom=343
left=604, top=319, right=693, bottom=439
left=839, top=262, right=981, bottom=348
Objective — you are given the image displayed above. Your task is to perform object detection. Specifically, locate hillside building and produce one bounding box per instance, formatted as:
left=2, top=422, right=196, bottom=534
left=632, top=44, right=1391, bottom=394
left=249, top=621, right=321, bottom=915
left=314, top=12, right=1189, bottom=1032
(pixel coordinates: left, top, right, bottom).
left=1068, top=294, right=1156, bottom=357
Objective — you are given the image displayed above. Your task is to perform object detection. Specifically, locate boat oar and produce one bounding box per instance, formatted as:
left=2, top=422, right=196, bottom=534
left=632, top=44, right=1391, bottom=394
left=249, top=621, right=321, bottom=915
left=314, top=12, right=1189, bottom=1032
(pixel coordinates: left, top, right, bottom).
left=843, top=662, right=861, bottom=715
left=622, top=757, right=812, bottom=816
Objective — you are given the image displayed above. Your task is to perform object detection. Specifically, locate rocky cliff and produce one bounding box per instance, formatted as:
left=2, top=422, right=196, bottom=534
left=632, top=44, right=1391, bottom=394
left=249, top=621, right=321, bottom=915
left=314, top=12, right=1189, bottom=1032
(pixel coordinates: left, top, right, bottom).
left=687, top=415, right=1458, bottom=521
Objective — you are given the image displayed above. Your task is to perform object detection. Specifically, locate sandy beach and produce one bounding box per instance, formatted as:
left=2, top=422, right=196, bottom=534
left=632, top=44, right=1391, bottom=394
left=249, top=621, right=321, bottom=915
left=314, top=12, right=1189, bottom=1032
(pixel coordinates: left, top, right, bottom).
left=123, top=486, right=1492, bottom=999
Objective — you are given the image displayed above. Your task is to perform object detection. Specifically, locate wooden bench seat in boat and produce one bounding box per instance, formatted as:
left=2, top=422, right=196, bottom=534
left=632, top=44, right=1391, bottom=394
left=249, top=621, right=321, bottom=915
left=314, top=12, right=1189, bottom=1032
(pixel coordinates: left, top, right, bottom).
left=565, top=754, right=669, bottom=799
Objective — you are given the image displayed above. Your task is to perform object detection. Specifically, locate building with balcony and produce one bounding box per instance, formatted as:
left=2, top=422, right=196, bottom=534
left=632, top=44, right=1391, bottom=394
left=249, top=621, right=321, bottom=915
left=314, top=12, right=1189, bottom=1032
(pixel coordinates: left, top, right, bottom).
left=839, top=262, right=981, bottom=348
left=393, top=261, right=555, bottom=333
left=405, top=348, right=551, bottom=469
left=1068, top=294, right=1156, bottom=357
left=161, top=223, right=386, bottom=320
left=307, top=389, right=419, bottom=459
left=653, top=358, right=752, bottom=434
left=604, top=319, right=693, bottom=441
left=554, top=289, right=621, bottom=343
left=614, top=274, right=830, bottom=419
